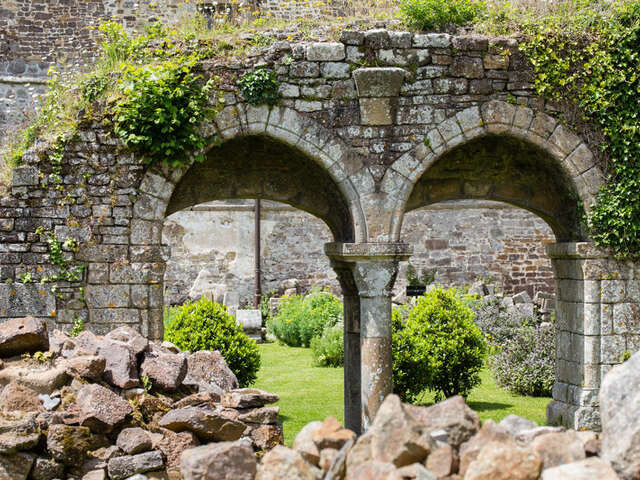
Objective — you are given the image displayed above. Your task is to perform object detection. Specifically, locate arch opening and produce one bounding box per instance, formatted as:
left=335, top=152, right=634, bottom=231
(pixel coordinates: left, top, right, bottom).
left=406, top=134, right=586, bottom=242
left=167, top=134, right=355, bottom=243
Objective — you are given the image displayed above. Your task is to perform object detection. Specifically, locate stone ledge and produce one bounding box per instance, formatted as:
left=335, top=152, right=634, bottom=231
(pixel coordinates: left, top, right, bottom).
left=546, top=243, right=610, bottom=260
left=324, top=242, right=413, bottom=260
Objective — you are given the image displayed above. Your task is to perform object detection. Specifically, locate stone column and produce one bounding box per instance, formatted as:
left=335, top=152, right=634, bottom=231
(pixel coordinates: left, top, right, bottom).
left=546, top=242, right=640, bottom=430
left=326, top=242, right=412, bottom=432
left=331, top=261, right=361, bottom=434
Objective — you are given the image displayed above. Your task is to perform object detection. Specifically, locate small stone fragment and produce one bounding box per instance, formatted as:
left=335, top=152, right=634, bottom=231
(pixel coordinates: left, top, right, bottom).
left=180, top=439, right=256, bottom=480
left=107, top=451, right=164, bottom=480
left=116, top=427, right=153, bottom=455
left=256, top=445, right=322, bottom=480
left=221, top=388, right=279, bottom=409
left=76, top=384, right=132, bottom=433
left=0, top=316, right=49, bottom=358
left=312, top=416, right=356, bottom=450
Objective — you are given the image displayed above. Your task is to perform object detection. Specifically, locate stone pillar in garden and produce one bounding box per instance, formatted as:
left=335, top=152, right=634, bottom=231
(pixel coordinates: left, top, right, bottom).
left=326, top=242, right=412, bottom=433
left=546, top=242, right=640, bottom=431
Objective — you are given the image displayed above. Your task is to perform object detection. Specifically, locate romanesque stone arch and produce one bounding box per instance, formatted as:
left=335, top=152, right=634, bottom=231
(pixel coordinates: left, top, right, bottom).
left=134, top=104, right=368, bottom=243
left=382, top=100, right=605, bottom=242
left=381, top=100, right=613, bottom=430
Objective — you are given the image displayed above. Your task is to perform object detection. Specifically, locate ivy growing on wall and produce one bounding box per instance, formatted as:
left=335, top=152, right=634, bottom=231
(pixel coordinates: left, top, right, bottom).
left=515, top=2, right=640, bottom=258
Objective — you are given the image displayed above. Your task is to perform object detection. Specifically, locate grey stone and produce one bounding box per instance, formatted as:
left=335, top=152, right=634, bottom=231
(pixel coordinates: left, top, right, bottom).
left=540, top=457, right=619, bottom=480
left=180, top=439, right=256, bottom=480
left=513, top=291, right=533, bottom=304
left=353, top=68, right=406, bottom=98
left=107, top=451, right=164, bottom=480
left=601, top=349, right=640, bottom=480
left=306, top=42, right=345, bottom=61
left=76, top=384, right=133, bottom=433
left=0, top=316, right=49, bottom=357
left=498, top=414, right=538, bottom=437
left=116, top=427, right=153, bottom=455
left=12, top=166, right=39, bottom=186
left=158, top=406, right=246, bottom=442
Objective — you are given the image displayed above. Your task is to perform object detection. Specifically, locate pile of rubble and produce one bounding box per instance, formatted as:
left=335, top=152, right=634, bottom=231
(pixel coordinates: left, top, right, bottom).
left=0, top=316, right=282, bottom=480
left=468, top=281, right=555, bottom=321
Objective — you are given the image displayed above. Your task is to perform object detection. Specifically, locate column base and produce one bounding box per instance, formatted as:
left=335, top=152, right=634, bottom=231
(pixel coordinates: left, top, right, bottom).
left=547, top=400, right=601, bottom=431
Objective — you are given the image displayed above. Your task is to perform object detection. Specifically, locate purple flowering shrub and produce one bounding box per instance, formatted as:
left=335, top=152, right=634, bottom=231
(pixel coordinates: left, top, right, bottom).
left=488, top=324, right=555, bottom=396
left=470, top=296, right=555, bottom=397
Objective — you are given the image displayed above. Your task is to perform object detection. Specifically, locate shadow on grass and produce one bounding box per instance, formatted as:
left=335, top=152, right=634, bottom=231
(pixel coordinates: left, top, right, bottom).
left=467, top=401, right=513, bottom=413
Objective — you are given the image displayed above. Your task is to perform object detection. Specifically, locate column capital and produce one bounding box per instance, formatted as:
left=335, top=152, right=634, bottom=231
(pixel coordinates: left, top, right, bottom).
left=546, top=242, right=606, bottom=259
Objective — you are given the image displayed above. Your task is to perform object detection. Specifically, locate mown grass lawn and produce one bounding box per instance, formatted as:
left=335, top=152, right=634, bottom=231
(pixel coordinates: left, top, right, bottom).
left=254, top=343, right=550, bottom=445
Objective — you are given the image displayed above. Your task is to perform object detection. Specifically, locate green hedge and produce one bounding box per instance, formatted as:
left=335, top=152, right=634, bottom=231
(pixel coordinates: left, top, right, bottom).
left=268, top=291, right=343, bottom=347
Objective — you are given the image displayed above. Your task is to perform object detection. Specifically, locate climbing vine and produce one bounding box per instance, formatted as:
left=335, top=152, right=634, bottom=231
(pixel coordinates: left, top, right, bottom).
left=34, top=227, right=87, bottom=285
left=515, top=2, right=640, bottom=258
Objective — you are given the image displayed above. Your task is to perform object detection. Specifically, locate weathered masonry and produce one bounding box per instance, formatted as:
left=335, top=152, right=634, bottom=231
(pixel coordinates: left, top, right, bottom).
left=163, top=199, right=556, bottom=306
left=1, top=29, right=628, bottom=435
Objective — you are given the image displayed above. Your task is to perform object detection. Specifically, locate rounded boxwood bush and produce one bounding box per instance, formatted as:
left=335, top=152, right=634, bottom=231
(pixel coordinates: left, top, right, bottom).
left=393, top=287, right=486, bottom=402
left=268, top=291, right=343, bottom=347
left=165, top=297, right=261, bottom=387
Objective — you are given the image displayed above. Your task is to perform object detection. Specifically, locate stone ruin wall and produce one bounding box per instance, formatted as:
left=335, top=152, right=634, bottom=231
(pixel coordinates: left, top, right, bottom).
left=0, top=0, right=346, bottom=140
left=164, top=199, right=555, bottom=306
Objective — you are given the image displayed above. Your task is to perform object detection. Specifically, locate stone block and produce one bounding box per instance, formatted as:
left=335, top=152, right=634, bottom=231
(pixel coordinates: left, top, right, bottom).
left=364, top=29, right=390, bottom=48
left=451, top=56, right=484, bottom=79
left=278, top=83, right=300, bottom=98
left=389, top=31, right=412, bottom=48
left=413, top=33, right=451, bottom=48
left=353, top=68, right=406, bottom=98
left=290, top=62, right=320, bottom=78
left=600, top=334, right=626, bottom=363
left=85, top=285, right=130, bottom=308
left=340, top=30, right=365, bottom=46
left=359, top=98, right=394, bottom=126
left=321, top=62, right=351, bottom=80
left=306, top=42, right=345, bottom=61
left=12, top=167, right=39, bottom=187
left=601, top=280, right=626, bottom=303
left=0, top=284, right=56, bottom=318
left=236, top=310, right=262, bottom=331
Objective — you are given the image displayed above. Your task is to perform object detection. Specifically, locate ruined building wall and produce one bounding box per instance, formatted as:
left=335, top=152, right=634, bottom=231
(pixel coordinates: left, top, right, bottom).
left=163, top=199, right=556, bottom=305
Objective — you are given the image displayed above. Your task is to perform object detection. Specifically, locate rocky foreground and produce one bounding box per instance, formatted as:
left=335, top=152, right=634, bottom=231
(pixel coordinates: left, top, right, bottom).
left=0, top=316, right=639, bottom=480
left=0, top=317, right=282, bottom=479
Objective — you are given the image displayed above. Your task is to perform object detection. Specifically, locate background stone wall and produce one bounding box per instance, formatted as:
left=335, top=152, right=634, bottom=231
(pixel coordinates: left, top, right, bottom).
left=163, top=199, right=556, bottom=305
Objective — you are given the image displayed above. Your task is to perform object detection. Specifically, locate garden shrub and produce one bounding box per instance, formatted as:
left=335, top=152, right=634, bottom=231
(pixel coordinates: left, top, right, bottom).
left=311, top=321, right=344, bottom=367
left=392, top=287, right=486, bottom=402
left=400, top=0, right=486, bottom=31
left=489, top=324, right=555, bottom=397
left=268, top=291, right=343, bottom=347
left=165, top=297, right=261, bottom=387
left=471, top=296, right=534, bottom=350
